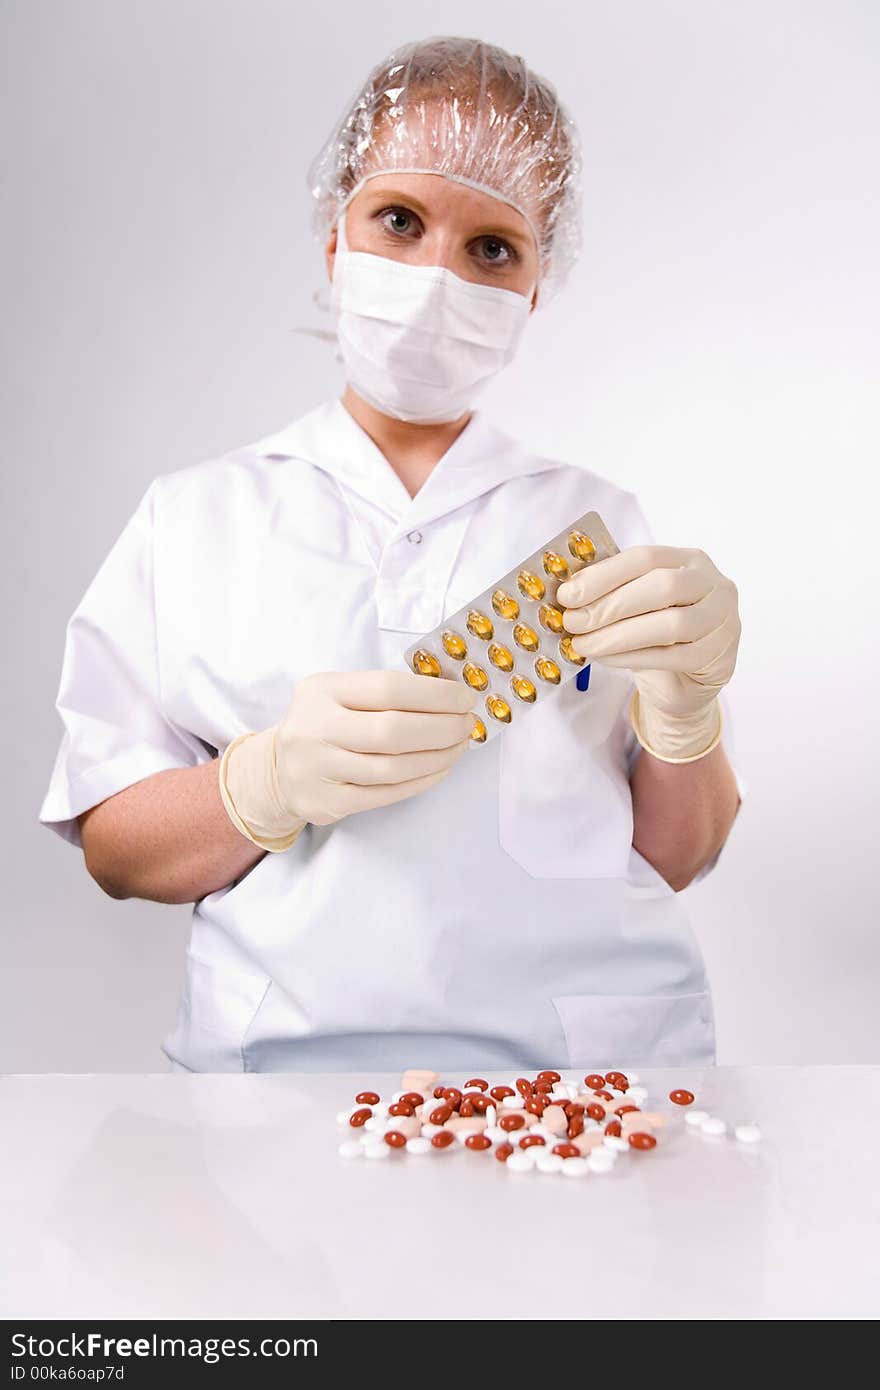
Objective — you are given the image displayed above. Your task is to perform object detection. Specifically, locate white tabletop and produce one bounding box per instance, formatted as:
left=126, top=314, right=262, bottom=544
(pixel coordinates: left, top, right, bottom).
left=2, top=1066, right=877, bottom=1320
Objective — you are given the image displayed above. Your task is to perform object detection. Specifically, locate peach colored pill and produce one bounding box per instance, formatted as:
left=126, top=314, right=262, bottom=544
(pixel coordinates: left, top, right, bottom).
left=543, top=1106, right=569, bottom=1136
left=571, top=1130, right=607, bottom=1155
left=446, top=1116, right=487, bottom=1135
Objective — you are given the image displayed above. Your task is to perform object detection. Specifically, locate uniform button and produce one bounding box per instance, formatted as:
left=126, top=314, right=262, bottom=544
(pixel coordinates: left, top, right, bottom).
left=406, top=530, right=423, bottom=545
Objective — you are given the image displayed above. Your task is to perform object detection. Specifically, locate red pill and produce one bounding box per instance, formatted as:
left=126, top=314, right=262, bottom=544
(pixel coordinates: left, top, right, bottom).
left=586, top=1104, right=606, bottom=1122
left=349, top=1108, right=372, bottom=1127
left=442, top=1088, right=462, bottom=1108
left=473, top=1096, right=492, bottom=1114
left=519, top=1134, right=546, bottom=1149
left=433, top=1085, right=447, bottom=1099
left=490, top=1086, right=515, bottom=1102
left=500, top=1113, right=526, bottom=1132
left=568, top=1114, right=585, bottom=1138
left=534, top=1080, right=553, bottom=1094
left=388, top=1101, right=414, bottom=1117
left=604, top=1120, right=622, bottom=1137
left=495, top=1143, right=514, bottom=1162
left=465, top=1133, right=492, bottom=1151
left=628, top=1132, right=657, bottom=1151
left=384, top=1130, right=407, bottom=1149
left=669, top=1089, right=696, bottom=1106
left=592, top=1089, right=614, bottom=1102
left=400, top=1091, right=424, bottom=1108
left=465, top=1078, right=489, bottom=1091
left=355, top=1091, right=380, bottom=1106
left=552, top=1143, right=581, bottom=1159
left=605, top=1071, right=629, bottom=1086
left=429, top=1104, right=453, bottom=1125
left=537, top=1070, right=561, bottom=1083
left=515, top=1077, right=534, bottom=1097
left=525, top=1096, right=546, bottom=1116
left=564, top=1102, right=584, bottom=1117
left=585, top=1073, right=606, bottom=1089
left=615, top=1104, right=640, bottom=1116
left=459, top=1100, right=475, bottom=1117
left=431, top=1130, right=455, bottom=1149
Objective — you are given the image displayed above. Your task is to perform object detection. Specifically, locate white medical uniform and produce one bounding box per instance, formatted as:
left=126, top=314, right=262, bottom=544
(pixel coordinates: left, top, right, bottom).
left=39, top=398, right=745, bottom=1073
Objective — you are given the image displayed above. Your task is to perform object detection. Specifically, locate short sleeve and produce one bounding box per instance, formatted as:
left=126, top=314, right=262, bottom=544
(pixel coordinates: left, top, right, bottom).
left=616, top=489, right=748, bottom=883
left=38, top=479, right=213, bottom=848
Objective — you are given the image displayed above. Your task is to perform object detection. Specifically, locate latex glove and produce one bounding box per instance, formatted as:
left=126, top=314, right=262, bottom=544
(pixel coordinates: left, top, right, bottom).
left=556, top=546, right=741, bottom=762
left=219, top=670, right=476, bottom=851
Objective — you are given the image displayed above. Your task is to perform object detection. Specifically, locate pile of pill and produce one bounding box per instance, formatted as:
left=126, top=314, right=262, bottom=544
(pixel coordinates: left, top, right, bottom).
left=337, top=1069, right=762, bottom=1176
left=403, top=510, right=620, bottom=745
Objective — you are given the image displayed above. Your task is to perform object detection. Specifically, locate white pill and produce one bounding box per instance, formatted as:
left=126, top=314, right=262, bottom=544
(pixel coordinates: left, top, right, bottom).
left=338, top=1140, right=363, bottom=1158
left=337, top=1111, right=351, bottom=1126
left=685, top=1109, right=709, bottom=1128
left=536, top=1153, right=564, bottom=1175
left=484, top=1126, right=507, bottom=1145
left=627, top=1086, right=648, bottom=1103
left=628, top=1072, right=641, bottom=1085
left=421, top=1123, right=443, bottom=1138
left=587, top=1151, right=616, bottom=1174
left=501, top=1094, right=525, bottom=1110
left=364, top=1142, right=390, bottom=1160
left=364, top=1116, right=385, bottom=1133
left=701, top=1116, right=727, bottom=1137
left=405, top=1137, right=432, bottom=1155
left=561, top=1157, right=590, bottom=1179
left=372, top=1102, right=390, bottom=1117
left=735, top=1123, right=762, bottom=1145
left=391, top=1091, right=405, bottom=1102
left=564, top=1083, right=580, bottom=1101
left=530, top=1124, right=555, bottom=1141
left=485, top=1105, right=497, bottom=1127
left=505, top=1152, right=534, bottom=1173
left=604, top=1135, right=629, bottom=1152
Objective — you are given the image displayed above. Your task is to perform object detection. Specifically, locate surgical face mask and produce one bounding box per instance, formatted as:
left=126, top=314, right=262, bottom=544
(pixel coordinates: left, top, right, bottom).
left=330, top=209, right=535, bottom=424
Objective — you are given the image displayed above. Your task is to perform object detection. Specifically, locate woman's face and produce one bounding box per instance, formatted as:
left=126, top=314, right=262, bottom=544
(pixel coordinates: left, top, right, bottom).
left=325, top=171, right=540, bottom=309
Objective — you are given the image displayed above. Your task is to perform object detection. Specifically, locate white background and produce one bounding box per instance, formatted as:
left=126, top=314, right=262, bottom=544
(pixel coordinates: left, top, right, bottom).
left=3, top=0, right=877, bottom=1070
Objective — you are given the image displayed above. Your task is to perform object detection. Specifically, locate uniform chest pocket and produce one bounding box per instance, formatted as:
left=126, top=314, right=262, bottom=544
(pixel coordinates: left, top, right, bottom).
left=497, top=666, right=636, bottom=880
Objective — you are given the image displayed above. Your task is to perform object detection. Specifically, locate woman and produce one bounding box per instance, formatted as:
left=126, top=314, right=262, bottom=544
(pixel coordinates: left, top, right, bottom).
left=39, top=36, right=744, bottom=1073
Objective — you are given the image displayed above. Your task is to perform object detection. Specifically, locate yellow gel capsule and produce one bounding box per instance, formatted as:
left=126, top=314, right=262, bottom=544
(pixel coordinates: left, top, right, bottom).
left=411, top=649, right=441, bottom=677
left=543, top=550, right=570, bottom=580
left=462, top=662, right=489, bottom=691
left=466, top=609, right=494, bottom=641
left=535, top=656, right=561, bottom=684
left=569, top=530, right=597, bottom=563
left=538, top=603, right=564, bottom=634
left=488, top=643, right=514, bottom=672
left=559, top=635, right=587, bottom=666
left=513, top=623, right=539, bottom=652
left=470, top=717, right=487, bottom=743
left=511, top=675, right=537, bottom=703
left=486, top=694, right=512, bottom=723
left=442, top=630, right=467, bottom=660
left=492, top=589, right=520, bottom=621
left=517, top=569, right=546, bottom=602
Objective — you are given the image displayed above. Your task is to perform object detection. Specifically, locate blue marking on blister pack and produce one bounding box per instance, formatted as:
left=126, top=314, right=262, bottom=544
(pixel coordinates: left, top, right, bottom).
left=576, top=664, right=591, bottom=692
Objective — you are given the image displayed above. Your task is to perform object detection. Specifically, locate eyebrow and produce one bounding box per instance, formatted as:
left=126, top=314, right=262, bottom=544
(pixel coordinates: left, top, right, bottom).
left=361, top=184, right=532, bottom=247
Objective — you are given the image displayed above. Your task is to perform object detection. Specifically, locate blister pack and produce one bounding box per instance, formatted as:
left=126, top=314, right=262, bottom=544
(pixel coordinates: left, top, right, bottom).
left=403, top=510, right=619, bottom=744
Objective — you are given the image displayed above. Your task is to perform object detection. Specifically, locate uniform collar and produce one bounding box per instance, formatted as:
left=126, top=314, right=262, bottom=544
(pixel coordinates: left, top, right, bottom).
left=249, top=397, right=559, bottom=535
